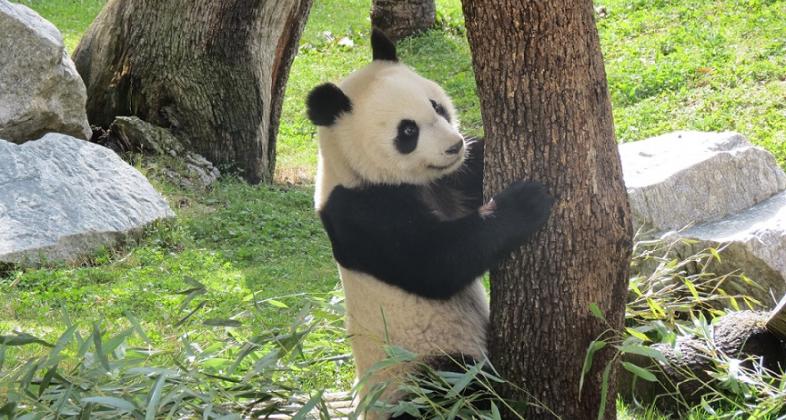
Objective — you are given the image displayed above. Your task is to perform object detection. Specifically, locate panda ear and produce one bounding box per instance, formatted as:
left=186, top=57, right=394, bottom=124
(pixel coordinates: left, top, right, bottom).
left=306, top=83, right=352, bottom=126
left=371, top=28, right=398, bottom=62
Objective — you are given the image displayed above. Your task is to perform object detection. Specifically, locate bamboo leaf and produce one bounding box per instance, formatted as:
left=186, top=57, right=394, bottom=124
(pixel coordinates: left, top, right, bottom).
left=92, top=322, right=111, bottom=372
left=728, top=295, right=740, bottom=311
left=0, top=332, right=53, bottom=347
left=203, top=318, right=242, bottom=328
left=589, top=303, right=605, bottom=321
left=684, top=279, right=700, bottom=301
left=622, top=361, right=658, bottom=382
left=490, top=401, right=502, bottom=420
left=292, top=391, right=324, bottom=420
left=46, top=325, right=77, bottom=367
left=81, top=397, right=137, bottom=412
left=243, top=349, right=281, bottom=381
left=38, top=365, right=58, bottom=397
left=79, top=402, right=94, bottom=420
left=174, top=301, right=207, bottom=327
left=596, top=362, right=612, bottom=420
left=0, top=402, right=16, bottom=417
left=104, top=328, right=134, bottom=355
left=145, top=372, right=169, bottom=420
left=580, top=340, right=607, bottom=395
left=446, top=399, right=462, bottom=419
left=445, top=362, right=482, bottom=399
left=617, top=344, right=667, bottom=364
left=267, top=299, right=289, bottom=308
left=124, top=311, right=151, bottom=344
left=383, top=345, right=417, bottom=362
left=19, top=358, right=41, bottom=392
left=625, top=327, right=650, bottom=342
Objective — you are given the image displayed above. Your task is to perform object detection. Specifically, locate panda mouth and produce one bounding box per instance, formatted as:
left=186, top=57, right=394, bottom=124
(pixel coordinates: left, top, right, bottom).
left=427, top=157, right=462, bottom=171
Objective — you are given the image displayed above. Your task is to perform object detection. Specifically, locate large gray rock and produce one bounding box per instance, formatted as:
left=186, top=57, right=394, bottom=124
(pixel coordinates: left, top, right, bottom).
left=621, top=131, right=786, bottom=307
left=0, top=1, right=91, bottom=142
left=0, top=133, right=174, bottom=265
left=666, top=191, right=786, bottom=305
left=620, top=131, right=786, bottom=232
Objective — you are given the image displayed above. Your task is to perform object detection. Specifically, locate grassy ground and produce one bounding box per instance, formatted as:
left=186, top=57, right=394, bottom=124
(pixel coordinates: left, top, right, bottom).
left=3, top=0, right=786, bottom=417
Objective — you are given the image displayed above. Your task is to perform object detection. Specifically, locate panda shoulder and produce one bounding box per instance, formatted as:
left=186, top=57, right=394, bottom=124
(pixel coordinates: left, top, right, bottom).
left=321, top=184, right=424, bottom=222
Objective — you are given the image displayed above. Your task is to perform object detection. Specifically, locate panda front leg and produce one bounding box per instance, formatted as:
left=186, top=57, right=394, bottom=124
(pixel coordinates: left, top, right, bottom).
left=320, top=181, right=554, bottom=300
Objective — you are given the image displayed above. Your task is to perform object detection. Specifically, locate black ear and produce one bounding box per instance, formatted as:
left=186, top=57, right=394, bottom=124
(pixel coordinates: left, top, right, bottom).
left=306, top=83, right=352, bottom=126
left=371, top=28, right=398, bottom=62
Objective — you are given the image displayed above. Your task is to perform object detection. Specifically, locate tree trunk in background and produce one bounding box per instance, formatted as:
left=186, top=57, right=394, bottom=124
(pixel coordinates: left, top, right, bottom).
left=462, top=1, right=632, bottom=419
left=371, top=0, right=435, bottom=42
left=73, top=0, right=313, bottom=184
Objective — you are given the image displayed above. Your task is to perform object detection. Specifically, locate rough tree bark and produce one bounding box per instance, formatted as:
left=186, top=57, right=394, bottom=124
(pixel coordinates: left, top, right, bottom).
left=620, top=311, right=786, bottom=412
left=462, top=2, right=632, bottom=419
left=73, top=0, right=313, bottom=184
left=371, top=0, right=435, bottom=42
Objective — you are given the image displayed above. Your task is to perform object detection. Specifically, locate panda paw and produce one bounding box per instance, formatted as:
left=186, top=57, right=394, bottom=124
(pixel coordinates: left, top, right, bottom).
left=490, top=181, right=554, bottom=233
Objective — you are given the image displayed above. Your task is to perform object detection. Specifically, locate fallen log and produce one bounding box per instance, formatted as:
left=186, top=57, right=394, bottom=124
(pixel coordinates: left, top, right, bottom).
left=619, top=310, right=786, bottom=412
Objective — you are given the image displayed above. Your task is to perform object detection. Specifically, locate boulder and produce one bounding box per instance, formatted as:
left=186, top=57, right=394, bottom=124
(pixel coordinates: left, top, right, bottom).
left=666, top=191, right=786, bottom=305
left=620, top=131, right=786, bottom=232
left=109, top=116, right=187, bottom=157
left=0, top=1, right=91, bottom=142
left=108, top=116, right=221, bottom=189
left=621, top=131, right=786, bottom=306
left=0, top=133, right=174, bottom=266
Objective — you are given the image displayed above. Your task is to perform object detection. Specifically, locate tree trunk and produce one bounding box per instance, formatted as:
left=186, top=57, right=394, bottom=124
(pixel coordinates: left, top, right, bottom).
left=371, top=0, right=435, bottom=42
left=462, top=2, right=632, bottom=419
left=73, top=0, right=313, bottom=184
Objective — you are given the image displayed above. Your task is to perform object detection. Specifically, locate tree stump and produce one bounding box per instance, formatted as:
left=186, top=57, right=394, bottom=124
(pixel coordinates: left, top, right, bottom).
left=73, top=0, right=313, bottom=184
left=371, top=0, right=435, bottom=42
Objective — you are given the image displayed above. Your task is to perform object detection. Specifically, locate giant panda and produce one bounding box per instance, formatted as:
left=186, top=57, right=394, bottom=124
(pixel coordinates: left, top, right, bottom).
left=306, top=29, right=553, bottom=418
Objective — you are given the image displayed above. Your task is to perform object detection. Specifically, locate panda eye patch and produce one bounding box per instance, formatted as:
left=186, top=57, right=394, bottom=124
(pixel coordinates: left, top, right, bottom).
left=395, top=119, right=419, bottom=154
left=430, top=99, right=450, bottom=122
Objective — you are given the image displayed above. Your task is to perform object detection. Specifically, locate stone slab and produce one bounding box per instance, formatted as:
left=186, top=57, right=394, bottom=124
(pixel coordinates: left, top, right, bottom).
left=0, top=133, right=174, bottom=265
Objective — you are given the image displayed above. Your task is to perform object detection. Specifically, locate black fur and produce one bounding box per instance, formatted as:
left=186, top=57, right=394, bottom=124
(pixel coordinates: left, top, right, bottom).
left=319, top=140, right=554, bottom=300
left=371, top=28, right=398, bottom=62
left=306, top=83, right=352, bottom=126
left=395, top=119, right=419, bottom=154
left=418, top=139, right=484, bottom=220
left=437, top=138, right=485, bottom=209
left=430, top=99, right=451, bottom=123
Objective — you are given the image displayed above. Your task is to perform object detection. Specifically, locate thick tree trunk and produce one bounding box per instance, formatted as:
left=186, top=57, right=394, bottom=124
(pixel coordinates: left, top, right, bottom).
left=73, top=0, right=312, bottom=184
left=371, top=0, right=435, bottom=42
left=462, top=2, right=632, bottom=419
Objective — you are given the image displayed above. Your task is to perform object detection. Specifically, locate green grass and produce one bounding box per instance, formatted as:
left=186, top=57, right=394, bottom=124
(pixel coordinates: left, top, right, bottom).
left=597, top=0, right=786, bottom=166
left=3, top=0, right=786, bottom=416
left=14, top=0, right=105, bottom=52
left=18, top=0, right=784, bottom=175
left=0, top=176, right=353, bottom=391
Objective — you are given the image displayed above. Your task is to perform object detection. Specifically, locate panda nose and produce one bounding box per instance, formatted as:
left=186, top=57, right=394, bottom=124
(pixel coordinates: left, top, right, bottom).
left=445, top=140, right=464, bottom=155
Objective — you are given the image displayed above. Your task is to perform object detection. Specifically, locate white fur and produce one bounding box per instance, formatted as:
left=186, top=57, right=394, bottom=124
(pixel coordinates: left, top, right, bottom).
left=314, top=59, right=489, bottom=417
left=315, top=62, right=464, bottom=209
left=343, top=268, right=488, bottom=418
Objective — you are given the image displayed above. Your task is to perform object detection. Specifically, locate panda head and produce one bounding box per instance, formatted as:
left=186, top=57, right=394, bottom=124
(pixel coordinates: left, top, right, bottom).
left=306, top=29, right=465, bottom=186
